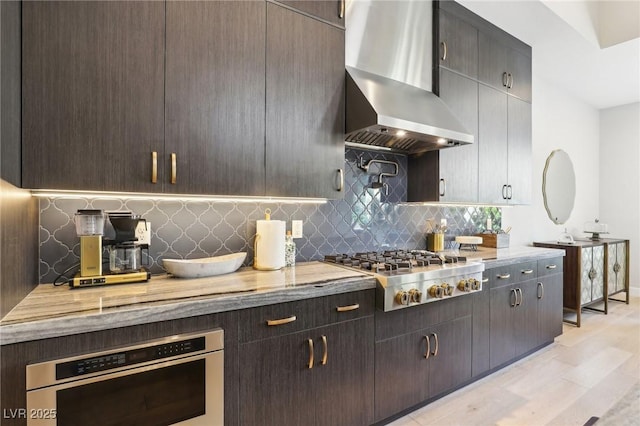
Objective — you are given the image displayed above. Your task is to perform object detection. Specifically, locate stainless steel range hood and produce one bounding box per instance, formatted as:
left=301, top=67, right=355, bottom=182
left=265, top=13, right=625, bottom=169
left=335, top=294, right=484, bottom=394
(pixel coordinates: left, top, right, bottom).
left=345, top=0, right=473, bottom=154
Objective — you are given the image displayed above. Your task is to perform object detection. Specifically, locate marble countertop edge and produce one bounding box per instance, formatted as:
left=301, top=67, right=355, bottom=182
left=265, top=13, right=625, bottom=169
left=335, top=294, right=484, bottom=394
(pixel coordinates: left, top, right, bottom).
left=0, top=275, right=376, bottom=346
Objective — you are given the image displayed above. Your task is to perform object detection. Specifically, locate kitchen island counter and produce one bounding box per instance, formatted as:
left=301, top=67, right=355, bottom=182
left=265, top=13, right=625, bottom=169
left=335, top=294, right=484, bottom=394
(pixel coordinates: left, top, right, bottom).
left=460, top=245, right=566, bottom=268
left=0, top=262, right=374, bottom=345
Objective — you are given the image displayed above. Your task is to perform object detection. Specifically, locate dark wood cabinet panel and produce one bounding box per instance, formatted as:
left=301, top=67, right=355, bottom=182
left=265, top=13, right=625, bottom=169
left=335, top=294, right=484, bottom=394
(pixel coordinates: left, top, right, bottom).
left=277, top=0, right=345, bottom=27
left=239, top=329, right=315, bottom=426
left=315, top=318, right=374, bottom=426
left=437, top=70, right=479, bottom=202
left=478, top=84, right=508, bottom=204
left=1, top=0, right=21, bottom=186
left=489, top=284, right=516, bottom=368
left=471, top=273, right=491, bottom=377
left=22, top=1, right=165, bottom=192
left=165, top=1, right=265, bottom=195
left=265, top=3, right=345, bottom=198
left=478, top=32, right=508, bottom=94
left=507, top=96, right=532, bottom=204
left=537, top=272, right=564, bottom=345
left=437, top=9, right=478, bottom=78
left=514, top=279, right=540, bottom=356
left=508, top=48, right=532, bottom=102
left=374, top=331, right=430, bottom=422
left=479, top=31, right=531, bottom=102
left=429, top=315, right=472, bottom=397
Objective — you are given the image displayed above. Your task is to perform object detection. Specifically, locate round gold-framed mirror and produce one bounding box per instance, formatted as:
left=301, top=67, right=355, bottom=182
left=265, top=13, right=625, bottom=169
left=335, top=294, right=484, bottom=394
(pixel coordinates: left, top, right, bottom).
left=542, top=149, right=576, bottom=224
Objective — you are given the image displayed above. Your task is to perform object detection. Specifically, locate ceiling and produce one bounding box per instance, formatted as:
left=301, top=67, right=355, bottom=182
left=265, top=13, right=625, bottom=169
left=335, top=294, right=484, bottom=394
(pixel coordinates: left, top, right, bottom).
left=457, top=0, right=640, bottom=110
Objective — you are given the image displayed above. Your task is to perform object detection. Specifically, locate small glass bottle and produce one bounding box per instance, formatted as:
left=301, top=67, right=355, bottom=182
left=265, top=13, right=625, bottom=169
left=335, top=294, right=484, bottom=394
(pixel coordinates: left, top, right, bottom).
left=285, top=230, right=296, bottom=267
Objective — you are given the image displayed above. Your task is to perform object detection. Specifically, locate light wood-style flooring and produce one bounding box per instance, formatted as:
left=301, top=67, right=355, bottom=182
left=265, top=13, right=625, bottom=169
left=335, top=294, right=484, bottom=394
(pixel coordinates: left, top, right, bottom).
left=390, top=296, right=640, bottom=426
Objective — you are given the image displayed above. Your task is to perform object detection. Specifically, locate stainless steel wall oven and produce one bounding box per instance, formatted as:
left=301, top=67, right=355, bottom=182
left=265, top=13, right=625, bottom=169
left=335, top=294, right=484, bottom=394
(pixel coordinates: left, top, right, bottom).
left=26, top=329, right=224, bottom=425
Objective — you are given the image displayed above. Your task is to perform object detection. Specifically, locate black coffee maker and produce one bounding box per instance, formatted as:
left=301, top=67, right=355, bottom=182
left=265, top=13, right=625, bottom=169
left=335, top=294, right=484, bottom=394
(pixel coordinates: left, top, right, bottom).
left=104, top=212, right=150, bottom=274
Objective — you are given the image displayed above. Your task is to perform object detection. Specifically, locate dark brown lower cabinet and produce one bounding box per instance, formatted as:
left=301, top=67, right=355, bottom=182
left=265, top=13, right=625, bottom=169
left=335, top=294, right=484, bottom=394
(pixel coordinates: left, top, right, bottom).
left=471, top=270, right=491, bottom=378
left=374, top=310, right=472, bottom=423
left=239, top=317, right=374, bottom=426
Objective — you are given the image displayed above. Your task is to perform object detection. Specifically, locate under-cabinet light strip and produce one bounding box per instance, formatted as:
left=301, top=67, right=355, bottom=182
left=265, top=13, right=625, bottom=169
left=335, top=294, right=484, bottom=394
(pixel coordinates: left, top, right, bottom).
left=30, top=190, right=327, bottom=204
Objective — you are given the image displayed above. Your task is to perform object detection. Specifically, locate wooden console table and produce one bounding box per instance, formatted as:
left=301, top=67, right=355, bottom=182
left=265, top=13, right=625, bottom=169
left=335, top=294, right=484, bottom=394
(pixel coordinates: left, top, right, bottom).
left=533, top=239, right=630, bottom=327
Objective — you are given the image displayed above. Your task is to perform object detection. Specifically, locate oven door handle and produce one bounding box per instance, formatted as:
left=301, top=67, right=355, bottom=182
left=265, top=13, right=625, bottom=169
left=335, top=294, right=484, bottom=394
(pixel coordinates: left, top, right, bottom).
left=27, top=351, right=223, bottom=426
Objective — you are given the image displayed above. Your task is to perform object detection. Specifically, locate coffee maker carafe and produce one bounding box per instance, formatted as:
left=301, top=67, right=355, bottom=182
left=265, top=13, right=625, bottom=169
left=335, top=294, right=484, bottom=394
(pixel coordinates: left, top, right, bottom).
left=105, top=212, right=149, bottom=274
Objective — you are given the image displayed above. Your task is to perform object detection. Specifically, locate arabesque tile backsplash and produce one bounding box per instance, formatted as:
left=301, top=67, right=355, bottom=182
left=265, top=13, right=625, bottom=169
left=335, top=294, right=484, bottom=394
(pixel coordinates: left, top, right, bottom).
left=38, top=148, right=501, bottom=283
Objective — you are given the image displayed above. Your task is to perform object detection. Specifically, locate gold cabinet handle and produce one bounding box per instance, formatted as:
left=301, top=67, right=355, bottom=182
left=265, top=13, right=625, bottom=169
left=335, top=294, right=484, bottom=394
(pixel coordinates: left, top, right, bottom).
left=482, top=277, right=489, bottom=283
left=337, top=168, right=344, bottom=191
left=546, top=264, right=557, bottom=270
left=338, top=0, right=345, bottom=19
left=170, top=152, right=177, bottom=184
left=431, top=333, right=439, bottom=357
left=497, top=273, right=511, bottom=279
left=522, top=269, right=534, bottom=274
left=537, top=282, right=544, bottom=299
left=424, top=335, right=430, bottom=359
left=441, top=41, right=447, bottom=61
left=321, top=335, right=328, bottom=366
left=307, top=338, right=314, bottom=369
left=266, top=315, right=296, bottom=326
left=151, top=151, right=158, bottom=184
left=336, top=303, right=359, bottom=312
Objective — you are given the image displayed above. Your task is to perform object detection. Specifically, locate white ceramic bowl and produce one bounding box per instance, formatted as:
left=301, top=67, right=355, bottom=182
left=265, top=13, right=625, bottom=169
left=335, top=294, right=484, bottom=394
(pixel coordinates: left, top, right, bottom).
left=162, top=252, right=247, bottom=278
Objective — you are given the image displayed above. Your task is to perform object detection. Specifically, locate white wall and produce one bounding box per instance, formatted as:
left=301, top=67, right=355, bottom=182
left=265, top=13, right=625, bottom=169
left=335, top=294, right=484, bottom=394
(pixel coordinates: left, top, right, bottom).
left=599, top=103, right=640, bottom=292
left=502, top=74, right=600, bottom=246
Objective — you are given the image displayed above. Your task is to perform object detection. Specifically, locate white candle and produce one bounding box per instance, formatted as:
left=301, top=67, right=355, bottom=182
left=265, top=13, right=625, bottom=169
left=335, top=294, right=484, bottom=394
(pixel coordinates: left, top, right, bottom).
left=440, top=218, right=447, bottom=227
left=487, top=218, right=492, bottom=230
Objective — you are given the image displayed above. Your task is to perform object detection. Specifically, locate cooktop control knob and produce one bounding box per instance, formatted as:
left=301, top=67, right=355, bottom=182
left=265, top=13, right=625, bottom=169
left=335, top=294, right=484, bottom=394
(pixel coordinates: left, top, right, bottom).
left=408, top=289, right=422, bottom=303
left=469, top=278, right=481, bottom=291
left=395, top=291, right=409, bottom=305
left=428, top=285, right=444, bottom=298
left=441, top=283, right=454, bottom=296
left=457, top=279, right=471, bottom=292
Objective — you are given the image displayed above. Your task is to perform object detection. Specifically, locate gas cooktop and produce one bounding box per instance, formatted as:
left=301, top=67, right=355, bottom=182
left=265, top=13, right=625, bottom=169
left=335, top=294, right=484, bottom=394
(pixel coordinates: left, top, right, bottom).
left=324, top=250, right=485, bottom=311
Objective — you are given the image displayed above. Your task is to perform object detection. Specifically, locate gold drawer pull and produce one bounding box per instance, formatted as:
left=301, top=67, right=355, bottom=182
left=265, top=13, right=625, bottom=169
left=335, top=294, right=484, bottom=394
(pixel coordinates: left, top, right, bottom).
left=424, top=335, right=430, bottom=359
left=336, top=303, right=359, bottom=312
left=482, top=278, right=489, bottom=283
left=497, top=273, right=511, bottom=279
left=321, top=335, right=328, bottom=366
left=546, top=264, right=557, bottom=269
left=266, top=315, right=296, bottom=326
left=170, top=152, right=177, bottom=184
left=151, top=151, right=158, bottom=183
left=522, top=269, right=534, bottom=274
left=307, top=338, right=314, bottom=369
left=431, top=332, right=439, bottom=357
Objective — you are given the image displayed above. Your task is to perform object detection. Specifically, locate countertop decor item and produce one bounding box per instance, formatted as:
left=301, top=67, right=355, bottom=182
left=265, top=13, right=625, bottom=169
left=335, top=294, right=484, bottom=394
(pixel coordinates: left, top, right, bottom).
left=475, top=232, right=510, bottom=248
left=583, top=219, right=609, bottom=240
left=455, top=235, right=483, bottom=251
left=163, top=252, right=247, bottom=278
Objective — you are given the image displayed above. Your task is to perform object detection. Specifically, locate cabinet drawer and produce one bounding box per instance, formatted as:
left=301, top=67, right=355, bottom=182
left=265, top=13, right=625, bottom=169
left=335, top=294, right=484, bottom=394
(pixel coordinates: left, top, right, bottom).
left=537, top=257, right=564, bottom=277
left=239, top=290, right=374, bottom=343
left=511, top=261, right=538, bottom=281
left=486, top=261, right=537, bottom=288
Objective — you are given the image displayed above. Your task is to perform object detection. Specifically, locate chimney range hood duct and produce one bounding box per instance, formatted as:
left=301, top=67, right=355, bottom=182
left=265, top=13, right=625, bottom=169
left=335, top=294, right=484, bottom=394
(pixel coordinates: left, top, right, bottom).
left=345, top=0, right=473, bottom=154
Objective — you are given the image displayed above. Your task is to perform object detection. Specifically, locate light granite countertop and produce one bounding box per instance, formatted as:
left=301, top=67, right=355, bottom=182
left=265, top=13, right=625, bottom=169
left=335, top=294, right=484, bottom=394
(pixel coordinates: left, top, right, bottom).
left=0, top=246, right=565, bottom=346
left=0, top=262, right=374, bottom=345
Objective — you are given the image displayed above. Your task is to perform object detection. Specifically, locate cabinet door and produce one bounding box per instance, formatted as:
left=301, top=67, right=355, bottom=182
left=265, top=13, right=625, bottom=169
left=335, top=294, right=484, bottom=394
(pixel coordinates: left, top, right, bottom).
left=438, top=69, right=479, bottom=203
left=22, top=1, right=164, bottom=192
left=478, top=84, right=508, bottom=204
left=428, top=316, right=472, bottom=397
left=489, top=284, right=516, bottom=368
left=507, top=48, right=532, bottom=102
left=278, top=0, right=345, bottom=27
left=472, top=273, right=491, bottom=377
left=374, top=331, right=430, bottom=422
left=437, top=9, right=478, bottom=78
left=165, top=1, right=265, bottom=195
left=506, top=96, right=532, bottom=204
left=315, top=318, right=374, bottom=426
left=591, top=245, right=605, bottom=300
left=537, top=273, right=563, bottom=345
left=239, top=330, right=315, bottom=426
left=478, top=32, right=508, bottom=93
left=513, top=279, right=539, bottom=357
left=608, top=243, right=627, bottom=295
left=266, top=3, right=345, bottom=198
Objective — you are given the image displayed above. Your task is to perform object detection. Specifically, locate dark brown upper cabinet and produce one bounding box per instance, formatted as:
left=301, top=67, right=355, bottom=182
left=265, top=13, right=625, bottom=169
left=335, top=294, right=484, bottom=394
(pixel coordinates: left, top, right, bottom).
left=22, top=1, right=165, bottom=192
left=265, top=3, right=345, bottom=198
left=436, top=8, right=478, bottom=79
left=479, top=31, right=532, bottom=102
left=276, top=0, right=346, bottom=27
left=165, top=1, right=266, bottom=196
